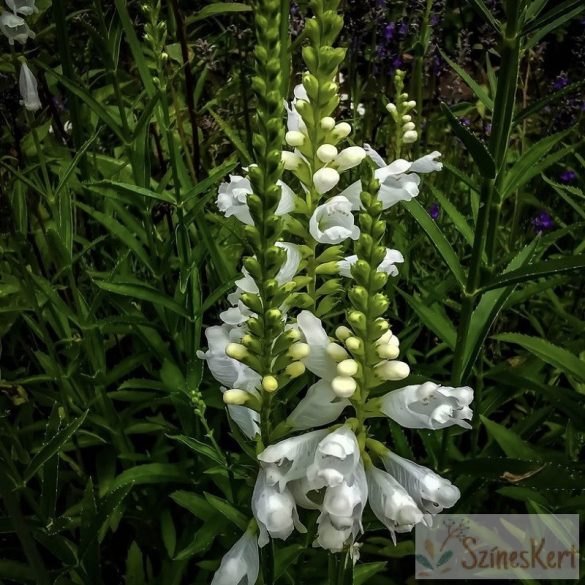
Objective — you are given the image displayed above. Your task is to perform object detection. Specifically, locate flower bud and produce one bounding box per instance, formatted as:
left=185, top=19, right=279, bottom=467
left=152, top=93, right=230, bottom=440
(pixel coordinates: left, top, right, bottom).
left=403, top=130, right=418, bottom=144
left=313, top=167, right=340, bottom=194
left=316, top=144, right=338, bottom=163
left=337, top=359, right=359, bottom=377
left=320, top=116, right=336, bottom=130
left=403, top=122, right=416, bottom=131
left=335, top=326, right=352, bottom=341
left=285, top=131, right=305, bottom=147
left=333, top=146, right=366, bottom=172
left=332, top=122, right=351, bottom=140
left=406, top=100, right=417, bottom=108
left=226, top=343, right=248, bottom=360
left=266, top=308, right=282, bottom=322
left=377, top=344, right=400, bottom=360
left=289, top=342, right=310, bottom=360
left=348, top=310, right=366, bottom=329
left=223, top=389, right=250, bottom=405
left=285, top=328, right=301, bottom=342
left=345, top=337, right=362, bottom=352
left=326, top=342, right=349, bottom=362
left=286, top=361, right=305, bottom=378
left=402, top=114, right=412, bottom=122
left=386, top=103, right=397, bottom=114
left=262, top=375, right=279, bottom=393
left=375, top=360, right=410, bottom=381
left=332, top=376, right=357, bottom=398
left=282, top=151, right=302, bottom=170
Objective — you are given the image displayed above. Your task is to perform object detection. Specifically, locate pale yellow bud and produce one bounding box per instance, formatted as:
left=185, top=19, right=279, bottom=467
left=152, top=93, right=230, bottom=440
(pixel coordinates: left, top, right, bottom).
left=316, top=144, right=338, bottom=163
left=332, top=122, right=351, bottom=140
left=403, top=122, right=416, bottom=132
left=403, top=130, right=418, bottom=144
left=335, top=326, right=352, bottom=341
left=223, top=389, right=249, bottom=405
left=262, top=375, right=279, bottom=393
left=375, top=360, right=410, bottom=381
left=320, top=116, right=336, bottom=130
left=377, top=344, right=400, bottom=360
left=326, top=342, right=349, bottom=362
left=332, top=376, right=357, bottom=398
left=345, top=337, right=362, bottom=352
left=285, top=131, right=305, bottom=147
left=402, top=114, right=412, bottom=122
left=289, top=342, right=310, bottom=360
left=386, top=103, right=397, bottom=114
left=286, top=361, right=305, bottom=378
left=337, top=359, right=359, bottom=377
left=226, top=343, right=248, bottom=360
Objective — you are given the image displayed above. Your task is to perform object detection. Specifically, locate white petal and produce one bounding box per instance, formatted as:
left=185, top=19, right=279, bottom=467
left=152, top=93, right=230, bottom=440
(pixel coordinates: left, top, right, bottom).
left=363, top=144, right=387, bottom=168
left=296, top=311, right=338, bottom=380
left=276, top=181, right=297, bottom=215
left=275, top=242, right=301, bottom=285
left=287, top=380, right=350, bottom=430
left=211, top=531, right=259, bottom=585
left=376, top=173, right=420, bottom=209
left=410, top=151, right=443, bottom=173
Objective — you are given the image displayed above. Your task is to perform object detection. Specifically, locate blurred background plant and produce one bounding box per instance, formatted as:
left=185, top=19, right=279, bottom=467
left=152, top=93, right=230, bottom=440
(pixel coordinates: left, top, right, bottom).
left=0, top=0, right=584, bottom=583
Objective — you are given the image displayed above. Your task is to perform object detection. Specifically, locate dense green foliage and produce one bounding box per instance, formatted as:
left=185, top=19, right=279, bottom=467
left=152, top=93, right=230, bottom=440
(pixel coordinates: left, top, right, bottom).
left=0, top=0, right=583, bottom=583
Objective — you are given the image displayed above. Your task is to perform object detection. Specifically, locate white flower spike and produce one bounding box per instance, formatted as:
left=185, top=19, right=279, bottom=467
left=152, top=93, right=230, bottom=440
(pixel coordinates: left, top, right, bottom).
left=309, top=195, right=360, bottom=245
left=379, top=382, right=474, bottom=429
left=211, top=530, right=259, bottom=585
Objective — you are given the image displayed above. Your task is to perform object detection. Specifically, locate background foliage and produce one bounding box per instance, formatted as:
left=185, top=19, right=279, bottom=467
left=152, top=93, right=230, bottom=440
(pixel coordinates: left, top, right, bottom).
left=0, top=0, right=584, bottom=583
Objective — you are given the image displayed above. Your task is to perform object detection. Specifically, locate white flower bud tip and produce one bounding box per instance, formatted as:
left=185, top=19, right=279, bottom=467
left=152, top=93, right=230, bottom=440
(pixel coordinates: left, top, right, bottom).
left=316, top=144, right=338, bottom=163
left=334, top=146, right=366, bottom=172
left=289, top=342, right=310, bottom=360
left=403, top=122, right=416, bottom=132
left=337, top=359, right=359, bottom=377
left=332, top=122, right=351, bottom=139
left=286, top=328, right=302, bottom=342
left=286, top=361, right=305, bottom=378
left=332, top=376, right=357, bottom=398
left=285, top=130, right=305, bottom=147
left=320, top=116, right=336, bottom=130
left=375, top=360, right=410, bottom=381
left=223, top=389, right=249, bottom=405
left=326, top=342, right=349, bottom=362
left=225, top=342, right=247, bottom=360
left=403, top=130, right=418, bottom=144
left=345, top=337, right=362, bottom=352
left=377, top=344, right=400, bottom=360
left=262, top=376, right=279, bottom=393
left=402, top=114, right=412, bottom=122
left=335, top=326, right=352, bottom=341
left=406, top=100, right=417, bottom=109
left=386, top=103, right=397, bottom=114
left=313, top=167, right=340, bottom=194
left=282, top=151, right=301, bottom=170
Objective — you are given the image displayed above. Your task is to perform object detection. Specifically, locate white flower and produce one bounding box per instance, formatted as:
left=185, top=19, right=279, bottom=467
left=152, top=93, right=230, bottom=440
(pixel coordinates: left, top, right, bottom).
left=287, top=379, right=350, bottom=431
left=211, top=530, right=259, bottom=585
left=338, top=248, right=404, bottom=278
left=0, top=12, right=35, bottom=44
left=285, top=84, right=309, bottom=133
left=381, top=451, right=460, bottom=515
left=366, top=465, right=424, bottom=542
left=19, top=63, right=41, bottom=112
left=309, top=195, right=360, bottom=244
left=333, top=146, right=366, bottom=172
left=6, top=0, right=36, bottom=15
left=316, top=461, right=368, bottom=552
left=257, top=429, right=328, bottom=491
left=235, top=242, right=301, bottom=294
left=307, top=426, right=360, bottom=488
left=196, top=325, right=260, bottom=390
left=313, top=167, right=340, bottom=194
left=410, top=151, right=443, bottom=173
left=296, top=310, right=338, bottom=380
left=379, top=382, right=473, bottom=429
left=224, top=394, right=260, bottom=439
left=216, top=175, right=295, bottom=225
left=252, top=470, right=305, bottom=547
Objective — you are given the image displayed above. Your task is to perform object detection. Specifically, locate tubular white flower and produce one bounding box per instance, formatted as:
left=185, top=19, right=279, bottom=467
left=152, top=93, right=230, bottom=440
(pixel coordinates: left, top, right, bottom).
left=252, top=470, right=305, bottom=547
left=307, top=426, right=360, bottom=488
left=333, top=146, right=366, bottom=172
left=375, top=360, right=410, bottom=381
left=216, top=175, right=295, bottom=225
left=315, top=513, right=353, bottom=552
left=211, top=530, right=259, bottom=585
left=309, top=195, right=360, bottom=244
left=313, top=167, right=340, bottom=194
left=338, top=248, right=404, bottom=278
left=367, top=465, right=424, bottom=542
left=381, top=451, right=460, bottom=514
left=379, top=382, right=473, bottom=429
left=0, top=12, right=35, bottom=45
left=258, top=428, right=328, bottom=490
left=296, top=310, right=338, bottom=380
left=19, top=63, right=41, bottom=111
left=6, top=0, right=37, bottom=15
left=287, top=379, right=350, bottom=431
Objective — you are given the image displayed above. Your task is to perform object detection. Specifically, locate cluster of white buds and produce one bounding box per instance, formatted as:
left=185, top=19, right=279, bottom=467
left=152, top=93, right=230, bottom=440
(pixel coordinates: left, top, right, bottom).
left=387, top=96, right=418, bottom=144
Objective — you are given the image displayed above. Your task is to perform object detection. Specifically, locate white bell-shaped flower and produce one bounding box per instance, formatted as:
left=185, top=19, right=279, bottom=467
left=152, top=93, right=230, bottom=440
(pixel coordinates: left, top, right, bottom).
left=314, top=513, right=353, bottom=552
left=313, top=167, right=340, bottom=194
left=307, top=426, right=360, bottom=488
left=287, top=379, right=350, bottom=431
left=216, top=175, right=295, bottom=225
left=0, top=12, right=35, bottom=44
left=257, top=428, right=328, bottom=491
left=381, top=451, right=460, bottom=514
left=6, top=0, right=37, bottom=15
left=379, top=382, right=473, bottom=429
left=338, top=248, right=404, bottom=278
left=333, top=146, right=366, bottom=172
left=366, top=465, right=424, bottom=542
left=18, top=63, right=41, bottom=112
left=235, top=242, right=301, bottom=294
left=295, top=310, right=338, bottom=380
left=252, top=470, right=306, bottom=547
left=211, top=530, right=259, bottom=585
left=288, top=475, right=323, bottom=510
left=309, top=195, right=360, bottom=245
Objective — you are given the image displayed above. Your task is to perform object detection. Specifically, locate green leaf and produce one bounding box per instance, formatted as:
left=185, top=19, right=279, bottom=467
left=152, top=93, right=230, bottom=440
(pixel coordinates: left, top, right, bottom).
left=480, top=416, right=541, bottom=459
left=203, top=492, right=248, bottom=530
left=467, top=0, right=500, bottom=31
left=208, top=108, right=252, bottom=164
left=190, top=2, right=252, bottom=22
left=402, top=198, right=466, bottom=288
left=493, top=333, right=585, bottom=381
left=109, top=463, right=190, bottom=491
left=481, top=255, right=585, bottom=292
left=441, top=102, right=496, bottom=178
left=23, top=411, right=88, bottom=483
left=439, top=50, right=493, bottom=111
left=167, top=434, right=225, bottom=465
left=354, top=562, right=387, bottom=585
left=170, top=490, right=215, bottom=521
left=125, top=542, right=145, bottom=585
left=86, top=180, right=176, bottom=204
left=427, top=183, right=475, bottom=247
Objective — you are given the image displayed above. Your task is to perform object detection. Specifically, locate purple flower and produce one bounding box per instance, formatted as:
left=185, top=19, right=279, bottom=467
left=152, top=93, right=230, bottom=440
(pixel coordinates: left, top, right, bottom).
left=430, top=14, right=440, bottom=26
left=459, top=117, right=471, bottom=127
left=531, top=212, right=554, bottom=233
left=559, top=170, right=576, bottom=183
left=428, top=202, right=440, bottom=220
left=553, top=73, right=569, bottom=91
left=384, top=22, right=396, bottom=41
